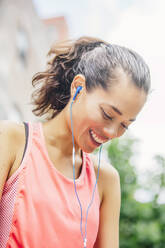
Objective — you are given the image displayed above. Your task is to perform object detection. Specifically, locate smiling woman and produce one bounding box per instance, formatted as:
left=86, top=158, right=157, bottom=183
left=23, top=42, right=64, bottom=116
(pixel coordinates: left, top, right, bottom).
left=0, top=36, right=151, bottom=248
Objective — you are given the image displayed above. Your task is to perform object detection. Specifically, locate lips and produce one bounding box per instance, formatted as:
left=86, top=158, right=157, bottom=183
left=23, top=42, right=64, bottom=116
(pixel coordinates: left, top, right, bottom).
left=89, top=129, right=107, bottom=146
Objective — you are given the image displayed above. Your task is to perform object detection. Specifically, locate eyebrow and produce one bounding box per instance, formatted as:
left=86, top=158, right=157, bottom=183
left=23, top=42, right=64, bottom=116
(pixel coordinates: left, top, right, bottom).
left=109, top=104, right=136, bottom=122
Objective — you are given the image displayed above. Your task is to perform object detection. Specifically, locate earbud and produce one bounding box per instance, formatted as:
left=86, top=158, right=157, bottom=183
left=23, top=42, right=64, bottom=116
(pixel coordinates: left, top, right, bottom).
left=73, top=86, right=82, bottom=101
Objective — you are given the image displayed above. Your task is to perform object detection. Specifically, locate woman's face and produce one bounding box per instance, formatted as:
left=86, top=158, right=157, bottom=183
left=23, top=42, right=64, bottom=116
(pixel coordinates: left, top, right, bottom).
left=68, top=73, right=147, bottom=153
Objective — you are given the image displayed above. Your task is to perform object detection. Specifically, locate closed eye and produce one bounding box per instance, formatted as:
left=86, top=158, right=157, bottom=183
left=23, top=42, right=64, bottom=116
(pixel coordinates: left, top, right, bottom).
left=121, top=123, right=128, bottom=130
left=101, top=108, right=113, bottom=120
left=101, top=107, right=129, bottom=130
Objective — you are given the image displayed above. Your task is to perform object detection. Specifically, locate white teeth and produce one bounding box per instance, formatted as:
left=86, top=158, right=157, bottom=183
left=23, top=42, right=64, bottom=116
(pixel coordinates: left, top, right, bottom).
left=90, top=130, right=104, bottom=144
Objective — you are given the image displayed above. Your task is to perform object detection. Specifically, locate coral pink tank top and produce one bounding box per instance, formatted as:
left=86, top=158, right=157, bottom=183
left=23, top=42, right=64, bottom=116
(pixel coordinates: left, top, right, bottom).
left=0, top=122, right=100, bottom=248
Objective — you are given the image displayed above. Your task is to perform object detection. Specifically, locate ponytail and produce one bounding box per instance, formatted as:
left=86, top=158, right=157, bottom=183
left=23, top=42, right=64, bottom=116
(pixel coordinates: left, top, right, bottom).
left=31, top=37, right=106, bottom=120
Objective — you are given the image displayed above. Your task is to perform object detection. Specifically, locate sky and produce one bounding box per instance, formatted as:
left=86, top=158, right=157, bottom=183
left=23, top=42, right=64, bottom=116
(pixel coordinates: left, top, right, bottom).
left=33, top=0, right=165, bottom=176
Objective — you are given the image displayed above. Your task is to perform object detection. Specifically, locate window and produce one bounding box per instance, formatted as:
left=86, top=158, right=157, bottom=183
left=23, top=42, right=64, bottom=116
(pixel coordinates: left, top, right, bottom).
left=16, top=26, right=29, bottom=66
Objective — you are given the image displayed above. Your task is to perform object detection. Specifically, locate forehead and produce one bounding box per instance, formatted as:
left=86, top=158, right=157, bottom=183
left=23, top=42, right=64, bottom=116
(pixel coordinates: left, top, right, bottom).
left=86, top=79, right=147, bottom=118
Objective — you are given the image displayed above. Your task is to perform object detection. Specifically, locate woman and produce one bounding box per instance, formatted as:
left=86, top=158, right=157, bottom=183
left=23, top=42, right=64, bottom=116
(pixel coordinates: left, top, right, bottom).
left=0, top=37, right=150, bottom=248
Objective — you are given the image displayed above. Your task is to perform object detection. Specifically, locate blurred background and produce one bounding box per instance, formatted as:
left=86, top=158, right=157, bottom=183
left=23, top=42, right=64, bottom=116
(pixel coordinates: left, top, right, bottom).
left=0, top=0, right=165, bottom=246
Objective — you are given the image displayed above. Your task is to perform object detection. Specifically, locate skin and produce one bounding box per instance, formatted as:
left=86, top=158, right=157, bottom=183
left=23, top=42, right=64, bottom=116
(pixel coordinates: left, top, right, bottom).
left=2, top=68, right=147, bottom=247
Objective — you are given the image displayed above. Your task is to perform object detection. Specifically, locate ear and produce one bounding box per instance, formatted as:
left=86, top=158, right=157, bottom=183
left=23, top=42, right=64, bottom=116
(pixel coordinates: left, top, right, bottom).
left=70, top=74, right=86, bottom=100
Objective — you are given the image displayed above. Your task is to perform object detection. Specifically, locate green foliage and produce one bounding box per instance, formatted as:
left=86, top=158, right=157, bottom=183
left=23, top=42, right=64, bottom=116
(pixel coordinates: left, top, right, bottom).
left=105, top=136, right=165, bottom=248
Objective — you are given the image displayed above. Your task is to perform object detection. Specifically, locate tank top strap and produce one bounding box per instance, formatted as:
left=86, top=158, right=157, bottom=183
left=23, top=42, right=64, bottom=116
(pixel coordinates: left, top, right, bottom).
left=31, top=121, right=41, bottom=137
left=84, top=153, right=101, bottom=206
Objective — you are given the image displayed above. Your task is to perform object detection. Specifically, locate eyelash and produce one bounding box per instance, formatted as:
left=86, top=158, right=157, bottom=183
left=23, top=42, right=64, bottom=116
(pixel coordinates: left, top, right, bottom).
left=102, top=109, right=113, bottom=120
left=101, top=109, right=128, bottom=130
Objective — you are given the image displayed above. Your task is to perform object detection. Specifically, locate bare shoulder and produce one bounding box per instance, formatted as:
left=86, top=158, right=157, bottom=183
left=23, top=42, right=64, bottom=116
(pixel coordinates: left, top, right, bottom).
left=0, top=119, right=24, bottom=132
left=89, top=153, right=120, bottom=204
left=0, top=120, right=25, bottom=148
left=0, top=120, right=25, bottom=200
left=89, top=153, right=120, bottom=186
left=0, top=120, right=25, bottom=164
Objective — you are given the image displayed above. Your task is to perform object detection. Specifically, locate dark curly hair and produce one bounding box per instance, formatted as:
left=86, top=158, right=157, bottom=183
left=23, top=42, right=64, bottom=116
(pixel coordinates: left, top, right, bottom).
left=31, top=36, right=151, bottom=120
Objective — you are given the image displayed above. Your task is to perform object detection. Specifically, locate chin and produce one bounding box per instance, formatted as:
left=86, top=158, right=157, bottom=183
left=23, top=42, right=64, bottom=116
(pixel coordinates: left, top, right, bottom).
left=78, top=134, right=102, bottom=154
left=80, top=143, right=100, bottom=154
left=82, top=147, right=94, bottom=153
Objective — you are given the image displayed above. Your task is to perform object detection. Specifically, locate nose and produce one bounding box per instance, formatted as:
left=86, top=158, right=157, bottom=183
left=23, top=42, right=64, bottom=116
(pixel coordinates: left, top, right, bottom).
left=103, top=126, right=118, bottom=140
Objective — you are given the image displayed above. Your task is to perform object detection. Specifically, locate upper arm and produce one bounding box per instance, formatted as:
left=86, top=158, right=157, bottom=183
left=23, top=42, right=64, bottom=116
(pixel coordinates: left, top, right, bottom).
left=0, top=121, right=17, bottom=201
left=94, top=162, right=121, bottom=248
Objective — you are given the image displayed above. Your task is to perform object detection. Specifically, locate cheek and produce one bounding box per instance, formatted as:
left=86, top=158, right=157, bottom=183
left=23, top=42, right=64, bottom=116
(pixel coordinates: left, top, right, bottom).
left=73, top=103, right=105, bottom=137
left=74, top=112, right=103, bottom=141
left=87, top=113, right=104, bottom=131
left=87, top=106, right=103, bottom=123
left=117, top=127, right=127, bottom=138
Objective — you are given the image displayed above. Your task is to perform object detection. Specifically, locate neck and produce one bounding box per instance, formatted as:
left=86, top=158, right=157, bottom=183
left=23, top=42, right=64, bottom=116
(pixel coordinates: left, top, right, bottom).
left=42, top=108, right=81, bottom=159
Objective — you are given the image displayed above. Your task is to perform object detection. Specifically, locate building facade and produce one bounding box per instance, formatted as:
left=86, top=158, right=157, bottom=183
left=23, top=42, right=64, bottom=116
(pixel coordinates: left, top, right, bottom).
left=0, top=0, right=68, bottom=122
